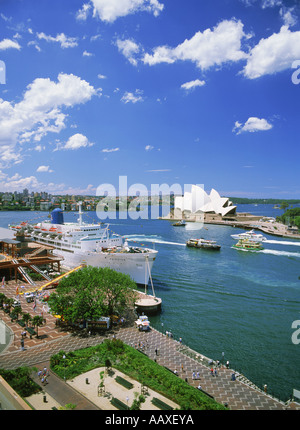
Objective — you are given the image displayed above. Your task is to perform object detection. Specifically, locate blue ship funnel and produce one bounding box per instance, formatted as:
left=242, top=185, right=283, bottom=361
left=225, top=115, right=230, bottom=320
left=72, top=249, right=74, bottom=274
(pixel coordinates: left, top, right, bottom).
left=51, top=208, right=64, bottom=225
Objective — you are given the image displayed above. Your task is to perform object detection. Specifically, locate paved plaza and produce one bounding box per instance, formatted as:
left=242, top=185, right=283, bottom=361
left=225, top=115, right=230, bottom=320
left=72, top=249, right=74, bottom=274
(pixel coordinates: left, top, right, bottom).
left=0, top=281, right=300, bottom=410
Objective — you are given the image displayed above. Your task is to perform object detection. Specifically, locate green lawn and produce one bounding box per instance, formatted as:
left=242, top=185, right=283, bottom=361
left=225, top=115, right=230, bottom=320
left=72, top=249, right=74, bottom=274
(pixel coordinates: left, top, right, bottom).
left=50, top=339, right=226, bottom=410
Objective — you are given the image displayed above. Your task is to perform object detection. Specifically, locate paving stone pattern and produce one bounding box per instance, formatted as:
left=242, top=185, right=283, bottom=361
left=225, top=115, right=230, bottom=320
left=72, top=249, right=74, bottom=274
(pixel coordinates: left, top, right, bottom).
left=1, top=282, right=299, bottom=410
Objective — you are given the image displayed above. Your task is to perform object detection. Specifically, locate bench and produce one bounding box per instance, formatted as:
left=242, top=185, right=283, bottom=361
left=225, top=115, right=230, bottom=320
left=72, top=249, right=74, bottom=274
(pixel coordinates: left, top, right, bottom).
left=115, top=375, right=134, bottom=390
left=110, top=397, right=129, bottom=410
left=27, top=327, right=36, bottom=338
left=151, top=397, right=174, bottom=410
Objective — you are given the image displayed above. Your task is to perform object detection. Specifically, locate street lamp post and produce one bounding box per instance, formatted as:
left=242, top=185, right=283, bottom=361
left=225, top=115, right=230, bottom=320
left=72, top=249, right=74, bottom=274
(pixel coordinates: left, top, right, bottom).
left=63, top=354, right=66, bottom=382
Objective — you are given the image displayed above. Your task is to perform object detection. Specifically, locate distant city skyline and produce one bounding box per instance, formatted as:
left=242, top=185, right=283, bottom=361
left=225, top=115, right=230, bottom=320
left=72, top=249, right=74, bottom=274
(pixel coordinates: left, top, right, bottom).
left=0, top=0, right=300, bottom=198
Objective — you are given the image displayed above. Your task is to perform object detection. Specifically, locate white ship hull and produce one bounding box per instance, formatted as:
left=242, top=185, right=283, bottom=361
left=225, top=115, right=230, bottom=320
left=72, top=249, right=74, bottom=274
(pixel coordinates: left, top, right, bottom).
left=9, top=203, right=158, bottom=286
left=53, top=247, right=157, bottom=286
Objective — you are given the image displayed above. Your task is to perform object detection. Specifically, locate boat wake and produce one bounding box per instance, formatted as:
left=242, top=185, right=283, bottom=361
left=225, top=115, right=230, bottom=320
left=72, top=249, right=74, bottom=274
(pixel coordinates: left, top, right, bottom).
left=264, top=239, right=300, bottom=247
left=124, top=234, right=186, bottom=247
left=259, top=249, right=300, bottom=258
left=231, top=246, right=300, bottom=258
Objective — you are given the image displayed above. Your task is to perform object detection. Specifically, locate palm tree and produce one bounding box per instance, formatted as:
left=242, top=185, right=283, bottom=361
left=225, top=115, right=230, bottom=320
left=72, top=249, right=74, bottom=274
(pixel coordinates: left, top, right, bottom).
left=22, top=312, right=32, bottom=328
left=32, top=315, right=45, bottom=338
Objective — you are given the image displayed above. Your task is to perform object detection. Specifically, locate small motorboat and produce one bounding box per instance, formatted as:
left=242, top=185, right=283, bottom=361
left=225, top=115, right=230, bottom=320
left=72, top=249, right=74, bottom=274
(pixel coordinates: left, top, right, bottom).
left=173, top=220, right=186, bottom=227
left=186, top=238, right=221, bottom=250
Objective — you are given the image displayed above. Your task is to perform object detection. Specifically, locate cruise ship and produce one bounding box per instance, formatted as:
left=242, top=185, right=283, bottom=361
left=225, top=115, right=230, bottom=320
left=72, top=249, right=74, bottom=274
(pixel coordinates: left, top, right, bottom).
left=9, top=203, right=158, bottom=286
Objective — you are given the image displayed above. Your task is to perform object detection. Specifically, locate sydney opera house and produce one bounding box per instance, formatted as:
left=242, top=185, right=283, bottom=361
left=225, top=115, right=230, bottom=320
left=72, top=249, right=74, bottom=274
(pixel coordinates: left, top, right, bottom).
left=171, top=185, right=237, bottom=221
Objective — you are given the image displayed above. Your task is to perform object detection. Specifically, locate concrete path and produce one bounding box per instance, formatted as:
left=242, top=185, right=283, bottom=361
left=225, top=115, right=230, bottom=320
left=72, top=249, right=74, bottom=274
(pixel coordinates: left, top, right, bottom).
left=1, top=324, right=299, bottom=410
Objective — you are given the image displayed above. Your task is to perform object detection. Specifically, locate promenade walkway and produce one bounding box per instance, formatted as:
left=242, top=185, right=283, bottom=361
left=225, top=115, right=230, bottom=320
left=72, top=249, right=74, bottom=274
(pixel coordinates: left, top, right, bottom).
left=1, top=281, right=299, bottom=410
left=1, top=325, right=299, bottom=410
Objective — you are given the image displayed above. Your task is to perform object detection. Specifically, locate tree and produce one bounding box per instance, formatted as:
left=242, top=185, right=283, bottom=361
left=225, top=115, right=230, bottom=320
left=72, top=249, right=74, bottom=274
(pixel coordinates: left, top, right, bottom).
left=280, top=202, right=289, bottom=212
left=10, top=306, right=22, bottom=321
left=32, top=315, right=45, bottom=338
left=22, top=312, right=32, bottom=328
left=48, top=266, right=138, bottom=325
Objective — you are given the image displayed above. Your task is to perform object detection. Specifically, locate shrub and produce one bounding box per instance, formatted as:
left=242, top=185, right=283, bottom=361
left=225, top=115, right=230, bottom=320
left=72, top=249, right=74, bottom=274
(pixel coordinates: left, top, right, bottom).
left=0, top=367, right=41, bottom=398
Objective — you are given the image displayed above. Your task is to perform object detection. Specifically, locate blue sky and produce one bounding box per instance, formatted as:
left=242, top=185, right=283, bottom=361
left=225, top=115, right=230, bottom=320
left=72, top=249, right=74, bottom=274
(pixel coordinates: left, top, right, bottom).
left=0, top=0, right=300, bottom=198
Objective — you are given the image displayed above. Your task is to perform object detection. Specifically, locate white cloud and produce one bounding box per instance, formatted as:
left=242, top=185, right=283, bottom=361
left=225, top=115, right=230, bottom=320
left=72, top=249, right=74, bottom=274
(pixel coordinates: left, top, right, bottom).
left=121, top=90, right=144, bottom=104
left=0, top=38, right=21, bottom=50
left=181, top=79, right=206, bottom=91
left=146, top=169, right=171, bottom=172
left=101, top=147, right=120, bottom=152
left=233, top=117, right=273, bottom=134
left=261, top=0, right=282, bottom=8
left=83, top=50, right=94, bottom=57
left=37, top=32, right=78, bottom=48
left=97, top=73, right=107, bottom=79
left=61, top=133, right=94, bottom=150
left=0, top=171, right=43, bottom=192
left=90, top=0, right=164, bottom=23
left=116, top=39, right=140, bottom=66
left=145, top=145, right=154, bottom=151
left=76, top=3, right=92, bottom=21
left=280, top=7, right=297, bottom=27
left=243, top=26, right=300, bottom=79
left=0, top=73, right=96, bottom=166
left=36, top=165, right=53, bottom=173
left=143, top=19, right=248, bottom=70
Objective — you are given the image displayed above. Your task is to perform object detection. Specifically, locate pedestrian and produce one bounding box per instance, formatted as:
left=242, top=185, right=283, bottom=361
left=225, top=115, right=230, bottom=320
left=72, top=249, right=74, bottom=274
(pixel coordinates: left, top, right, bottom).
left=38, top=370, right=42, bottom=379
left=181, top=363, right=184, bottom=372
left=197, top=384, right=202, bottom=391
left=214, top=368, right=218, bottom=377
left=179, top=337, right=182, bottom=344
left=192, top=371, right=196, bottom=380
left=231, top=372, right=236, bottom=381
left=155, top=347, right=158, bottom=356
left=196, top=371, right=200, bottom=380
left=43, top=367, right=47, bottom=376
left=210, top=368, right=214, bottom=376
left=264, top=384, right=267, bottom=393
left=226, top=360, right=230, bottom=369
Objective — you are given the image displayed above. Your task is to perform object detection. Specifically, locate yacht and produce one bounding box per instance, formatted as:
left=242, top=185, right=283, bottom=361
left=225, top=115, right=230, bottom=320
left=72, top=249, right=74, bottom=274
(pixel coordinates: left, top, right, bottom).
left=231, top=229, right=266, bottom=242
left=9, top=203, right=158, bottom=286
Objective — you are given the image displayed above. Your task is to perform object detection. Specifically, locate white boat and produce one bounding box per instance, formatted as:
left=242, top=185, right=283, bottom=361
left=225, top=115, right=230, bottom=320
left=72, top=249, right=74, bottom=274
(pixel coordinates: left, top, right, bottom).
left=9, top=203, right=158, bottom=286
left=231, top=229, right=266, bottom=242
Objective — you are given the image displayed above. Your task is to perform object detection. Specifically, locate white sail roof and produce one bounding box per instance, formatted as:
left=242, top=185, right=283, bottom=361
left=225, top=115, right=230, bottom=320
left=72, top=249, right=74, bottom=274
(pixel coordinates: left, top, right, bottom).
left=175, top=186, right=236, bottom=217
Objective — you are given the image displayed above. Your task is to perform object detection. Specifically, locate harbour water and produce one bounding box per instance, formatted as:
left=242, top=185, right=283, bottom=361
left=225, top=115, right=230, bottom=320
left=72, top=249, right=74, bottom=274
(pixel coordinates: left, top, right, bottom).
left=0, top=204, right=299, bottom=402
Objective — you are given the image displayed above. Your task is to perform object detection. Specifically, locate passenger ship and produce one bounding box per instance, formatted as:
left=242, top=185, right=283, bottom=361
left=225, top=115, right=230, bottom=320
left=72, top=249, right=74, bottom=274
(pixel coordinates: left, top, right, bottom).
left=9, top=203, right=158, bottom=286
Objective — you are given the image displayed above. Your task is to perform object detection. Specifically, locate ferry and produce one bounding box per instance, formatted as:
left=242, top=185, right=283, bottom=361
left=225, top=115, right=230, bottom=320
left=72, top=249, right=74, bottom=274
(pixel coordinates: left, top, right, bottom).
left=9, top=203, right=158, bottom=286
left=231, top=229, right=266, bottom=242
left=172, top=220, right=186, bottom=227
left=232, top=238, right=263, bottom=251
left=186, top=238, right=221, bottom=250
